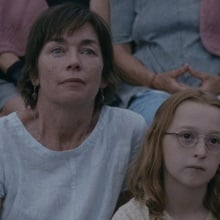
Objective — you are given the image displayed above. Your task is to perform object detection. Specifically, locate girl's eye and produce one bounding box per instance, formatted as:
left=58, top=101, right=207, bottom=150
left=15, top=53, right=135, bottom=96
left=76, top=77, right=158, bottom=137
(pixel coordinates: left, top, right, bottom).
left=208, top=135, right=220, bottom=145
left=182, top=132, right=193, bottom=139
left=179, top=131, right=195, bottom=141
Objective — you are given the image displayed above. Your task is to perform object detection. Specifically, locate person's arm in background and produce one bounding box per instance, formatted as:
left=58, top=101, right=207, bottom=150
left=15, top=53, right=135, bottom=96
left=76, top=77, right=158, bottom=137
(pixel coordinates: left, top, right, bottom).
left=114, top=43, right=190, bottom=93
left=0, top=53, right=19, bottom=74
left=0, top=0, right=47, bottom=116
left=0, top=0, right=48, bottom=84
left=110, top=0, right=155, bottom=86
left=113, top=43, right=155, bottom=87
left=0, top=52, right=23, bottom=85
left=110, top=0, right=190, bottom=94
left=90, top=0, right=109, bottom=24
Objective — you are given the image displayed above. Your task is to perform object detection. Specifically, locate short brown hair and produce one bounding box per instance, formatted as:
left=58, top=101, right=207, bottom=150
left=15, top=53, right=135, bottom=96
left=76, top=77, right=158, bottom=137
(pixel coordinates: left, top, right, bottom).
left=19, top=3, right=118, bottom=109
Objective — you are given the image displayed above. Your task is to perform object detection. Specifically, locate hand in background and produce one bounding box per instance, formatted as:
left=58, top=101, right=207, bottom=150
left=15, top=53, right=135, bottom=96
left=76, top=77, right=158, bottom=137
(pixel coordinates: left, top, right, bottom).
left=152, top=65, right=192, bottom=93
left=188, top=66, right=220, bottom=95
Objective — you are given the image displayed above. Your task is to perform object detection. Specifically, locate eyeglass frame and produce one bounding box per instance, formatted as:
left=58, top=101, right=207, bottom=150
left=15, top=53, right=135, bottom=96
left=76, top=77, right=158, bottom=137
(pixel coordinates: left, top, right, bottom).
left=164, top=130, right=220, bottom=153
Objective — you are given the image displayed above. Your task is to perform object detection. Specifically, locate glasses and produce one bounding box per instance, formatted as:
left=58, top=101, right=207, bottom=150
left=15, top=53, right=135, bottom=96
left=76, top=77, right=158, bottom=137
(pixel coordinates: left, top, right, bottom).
left=164, top=130, right=220, bottom=153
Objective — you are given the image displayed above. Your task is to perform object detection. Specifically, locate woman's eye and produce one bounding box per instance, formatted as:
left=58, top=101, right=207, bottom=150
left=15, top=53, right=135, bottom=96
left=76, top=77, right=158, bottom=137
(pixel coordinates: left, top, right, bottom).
left=81, top=48, right=95, bottom=55
left=51, top=47, right=65, bottom=54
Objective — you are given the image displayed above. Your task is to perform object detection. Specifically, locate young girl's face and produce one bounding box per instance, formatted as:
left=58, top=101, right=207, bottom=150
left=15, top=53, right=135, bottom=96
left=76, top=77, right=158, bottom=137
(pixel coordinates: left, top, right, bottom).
left=162, top=101, right=220, bottom=189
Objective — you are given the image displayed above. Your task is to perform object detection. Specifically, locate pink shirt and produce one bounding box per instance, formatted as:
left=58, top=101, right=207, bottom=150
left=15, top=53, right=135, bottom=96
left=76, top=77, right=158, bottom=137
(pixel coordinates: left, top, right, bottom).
left=200, top=0, right=220, bottom=56
left=0, top=0, right=48, bottom=56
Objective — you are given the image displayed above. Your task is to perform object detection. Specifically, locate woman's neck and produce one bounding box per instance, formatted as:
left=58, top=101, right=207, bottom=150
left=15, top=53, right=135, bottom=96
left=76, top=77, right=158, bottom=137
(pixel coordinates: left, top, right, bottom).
left=24, top=102, right=101, bottom=151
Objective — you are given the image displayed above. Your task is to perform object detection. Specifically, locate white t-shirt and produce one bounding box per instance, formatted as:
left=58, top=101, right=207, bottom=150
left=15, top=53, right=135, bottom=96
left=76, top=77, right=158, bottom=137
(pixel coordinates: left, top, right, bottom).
left=0, top=106, right=147, bottom=220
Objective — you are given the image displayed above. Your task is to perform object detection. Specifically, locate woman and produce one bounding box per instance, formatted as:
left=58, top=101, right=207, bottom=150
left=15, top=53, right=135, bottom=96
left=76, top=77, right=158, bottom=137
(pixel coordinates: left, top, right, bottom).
left=110, top=0, right=220, bottom=125
left=112, top=89, right=220, bottom=220
left=0, top=0, right=110, bottom=116
left=0, top=4, right=146, bottom=220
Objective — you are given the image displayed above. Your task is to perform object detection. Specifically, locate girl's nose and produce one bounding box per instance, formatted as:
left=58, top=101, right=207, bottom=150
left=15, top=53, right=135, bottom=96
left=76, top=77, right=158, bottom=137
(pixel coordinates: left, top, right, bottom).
left=193, top=138, right=207, bottom=158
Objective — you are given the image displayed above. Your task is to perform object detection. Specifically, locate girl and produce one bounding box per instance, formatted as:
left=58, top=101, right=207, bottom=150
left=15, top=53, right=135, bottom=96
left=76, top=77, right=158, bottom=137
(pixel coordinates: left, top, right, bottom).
left=112, top=89, right=220, bottom=220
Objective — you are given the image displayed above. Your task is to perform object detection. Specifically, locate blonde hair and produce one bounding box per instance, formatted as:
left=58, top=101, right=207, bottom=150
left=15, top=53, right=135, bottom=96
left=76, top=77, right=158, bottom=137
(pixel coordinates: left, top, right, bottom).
left=129, top=89, right=220, bottom=219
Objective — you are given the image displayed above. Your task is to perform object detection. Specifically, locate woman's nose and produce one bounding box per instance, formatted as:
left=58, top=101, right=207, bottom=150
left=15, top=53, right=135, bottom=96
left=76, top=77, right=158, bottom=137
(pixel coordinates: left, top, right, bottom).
left=66, top=51, right=81, bottom=71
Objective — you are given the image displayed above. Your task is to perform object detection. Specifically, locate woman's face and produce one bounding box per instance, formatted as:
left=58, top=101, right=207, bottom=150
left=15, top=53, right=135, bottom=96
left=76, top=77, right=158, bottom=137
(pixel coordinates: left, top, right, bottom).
left=35, top=23, right=106, bottom=108
left=162, top=101, right=220, bottom=189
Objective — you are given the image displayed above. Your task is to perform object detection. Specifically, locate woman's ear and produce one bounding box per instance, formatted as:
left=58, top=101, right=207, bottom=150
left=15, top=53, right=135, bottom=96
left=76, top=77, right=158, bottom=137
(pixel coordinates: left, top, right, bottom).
left=100, top=80, right=107, bottom=89
left=31, top=74, right=40, bottom=86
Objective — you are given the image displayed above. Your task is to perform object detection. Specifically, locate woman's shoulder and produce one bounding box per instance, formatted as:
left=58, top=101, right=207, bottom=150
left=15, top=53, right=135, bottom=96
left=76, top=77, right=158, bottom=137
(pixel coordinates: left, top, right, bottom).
left=103, top=105, right=146, bottom=123
left=112, top=198, right=150, bottom=220
left=0, top=113, right=23, bottom=148
left=0, top=112, right=18, bottom=128
left=101, top=106, right=147, bottom=133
